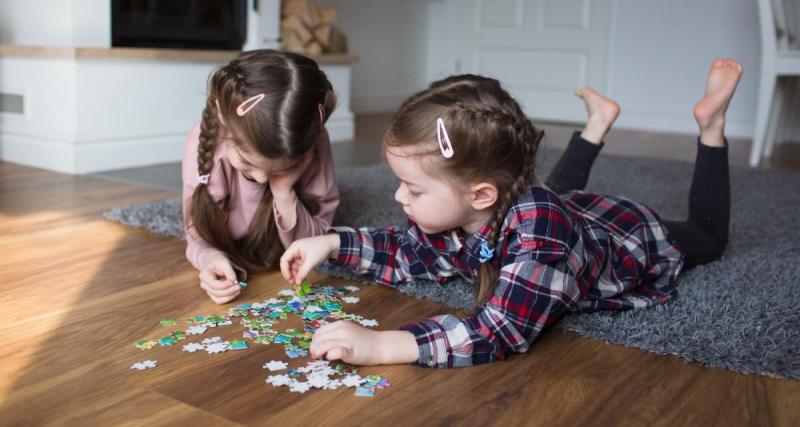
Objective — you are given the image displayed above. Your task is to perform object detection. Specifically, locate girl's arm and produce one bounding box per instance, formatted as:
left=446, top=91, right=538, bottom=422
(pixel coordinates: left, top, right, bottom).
left=330, top=221, right=452, bottom=288
left=400, top=231, right=582, bottom=368
left=273, top=130, right=340, bottom=247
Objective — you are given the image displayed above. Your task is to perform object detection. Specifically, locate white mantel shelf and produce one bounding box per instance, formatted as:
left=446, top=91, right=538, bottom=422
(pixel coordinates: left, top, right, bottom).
left=0, top=44, right=360, bottom=65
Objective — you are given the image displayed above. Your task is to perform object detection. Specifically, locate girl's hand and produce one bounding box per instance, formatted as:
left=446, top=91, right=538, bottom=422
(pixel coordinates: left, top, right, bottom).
left=310, top=321, right=420, bottom=366
left=199, top=254, right=241, bottom=304
left=280, top=234, right=340, bottom=285
left=269, top=152, right=314, bottom=195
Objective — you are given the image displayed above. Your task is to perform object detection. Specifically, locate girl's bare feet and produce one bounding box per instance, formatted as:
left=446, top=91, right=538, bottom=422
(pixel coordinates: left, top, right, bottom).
left=576, top=87, right=620, bottom=144
left=693, top=58, right=743, bottom=147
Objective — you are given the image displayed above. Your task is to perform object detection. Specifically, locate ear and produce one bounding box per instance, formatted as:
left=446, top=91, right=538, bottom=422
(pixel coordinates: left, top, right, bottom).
left=469, top=182, right=499, bottom=210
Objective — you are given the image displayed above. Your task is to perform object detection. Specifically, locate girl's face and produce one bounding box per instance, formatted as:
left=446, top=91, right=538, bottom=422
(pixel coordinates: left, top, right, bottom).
left=226, top=142, right=306, bottom=184
left=385, top=147, right=487, bottom=235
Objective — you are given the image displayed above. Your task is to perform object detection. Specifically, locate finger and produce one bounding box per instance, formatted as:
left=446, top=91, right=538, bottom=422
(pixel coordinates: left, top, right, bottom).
left=295, top=260, right=315, bottom=286
left=315, top=320, right=349, bottom=335
left=310, top=338, right=351, bottom=359
left=279, top=251, right=293, bottom=282
left=210, top=293, right=236, bottom=305
left=199, top=269, right=217, bottom=286
left=205, top=284, right=241, bottom=298
left=202, top=270, right=236, bottom=290
left=324, top=346, right=350, bottom=362
left=210, top=263, right=237, bottom=284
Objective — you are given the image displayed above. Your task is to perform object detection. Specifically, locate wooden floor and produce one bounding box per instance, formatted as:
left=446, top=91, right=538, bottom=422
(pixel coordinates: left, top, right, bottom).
left=1, top=156, right=799, bottom=426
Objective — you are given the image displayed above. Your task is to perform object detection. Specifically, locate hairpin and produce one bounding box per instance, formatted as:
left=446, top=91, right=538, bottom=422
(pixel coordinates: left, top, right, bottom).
left=197, top=173, right=210, bottom=185
left=436, top=117, right=454, bottom=159
left=478, top=241, right=495, bottom=263
left=236, top=93, right=266, bottom=116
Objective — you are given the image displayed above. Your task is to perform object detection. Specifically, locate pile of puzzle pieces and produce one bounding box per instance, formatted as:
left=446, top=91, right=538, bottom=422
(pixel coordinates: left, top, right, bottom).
left=130, top=283, right=390, bottom=397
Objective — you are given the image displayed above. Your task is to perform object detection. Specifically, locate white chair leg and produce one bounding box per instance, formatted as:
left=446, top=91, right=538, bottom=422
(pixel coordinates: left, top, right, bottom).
left=763, top=77, right=784, bottom=158
left=750, top=71, right=777, bottom=167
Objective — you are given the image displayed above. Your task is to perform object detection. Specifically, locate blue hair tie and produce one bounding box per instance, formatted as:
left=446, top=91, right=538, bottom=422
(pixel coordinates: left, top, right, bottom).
left=478, top=241, right=495, bottom=263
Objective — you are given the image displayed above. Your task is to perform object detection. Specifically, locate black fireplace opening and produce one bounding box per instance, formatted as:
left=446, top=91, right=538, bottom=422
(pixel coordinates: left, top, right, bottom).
left=111, top=0, right=247, bottom=50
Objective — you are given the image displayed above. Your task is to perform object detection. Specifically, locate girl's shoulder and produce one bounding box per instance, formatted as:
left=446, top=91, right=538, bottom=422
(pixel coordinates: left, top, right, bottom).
left=499, top=184, right=575, bottom=259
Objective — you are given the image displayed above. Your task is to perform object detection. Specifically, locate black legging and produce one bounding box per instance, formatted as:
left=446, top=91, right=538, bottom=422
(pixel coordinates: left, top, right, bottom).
left=545, top=131, right=730, bottom=268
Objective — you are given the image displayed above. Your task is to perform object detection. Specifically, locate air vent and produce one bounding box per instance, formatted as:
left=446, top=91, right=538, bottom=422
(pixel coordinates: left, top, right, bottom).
left=0, top=93, right=24, bottom=114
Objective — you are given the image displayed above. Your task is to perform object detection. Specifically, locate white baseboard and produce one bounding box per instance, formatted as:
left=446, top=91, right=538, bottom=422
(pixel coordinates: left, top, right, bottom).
left=326, top=112, right=355, bottom=143
left=0, top=132, right=76, bottom=174
left=2, top=113, right=357, bottom=174
left=0, top=130, right=186, bottom=174
left=612, top=112, right=753, bottom=140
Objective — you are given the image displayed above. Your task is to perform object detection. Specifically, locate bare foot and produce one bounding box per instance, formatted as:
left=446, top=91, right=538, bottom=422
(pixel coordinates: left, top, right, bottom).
left=576, top=87, right=620, bottom=144
left=693, top=58, right=743, bottom=147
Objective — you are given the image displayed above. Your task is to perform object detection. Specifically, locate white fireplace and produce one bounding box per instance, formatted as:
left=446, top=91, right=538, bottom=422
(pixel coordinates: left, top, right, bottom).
left=0, top=0, right=356, bottom=174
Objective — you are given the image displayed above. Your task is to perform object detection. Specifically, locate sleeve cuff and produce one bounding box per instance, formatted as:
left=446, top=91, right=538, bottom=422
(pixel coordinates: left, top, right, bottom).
left=329, top=226, right=361, bottom=267
left=399, top=320, right=449, bottom=369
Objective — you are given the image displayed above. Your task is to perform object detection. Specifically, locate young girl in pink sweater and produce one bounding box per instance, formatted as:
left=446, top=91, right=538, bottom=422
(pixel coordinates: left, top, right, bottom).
left=182, top=50, right=339, bottom=304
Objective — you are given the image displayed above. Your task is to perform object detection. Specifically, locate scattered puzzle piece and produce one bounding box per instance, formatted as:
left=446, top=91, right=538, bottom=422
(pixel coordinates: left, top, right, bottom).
left=131, top=360, right=157, bottom=371
left=185, top=325, right=208, bottom=335
left=160, top=318, right=179, bottom=327
left=266, top=374, right=292, bottom=386
left=182, top=343, right=205, bottom=353
left=264, top=360, right=288, bottom=371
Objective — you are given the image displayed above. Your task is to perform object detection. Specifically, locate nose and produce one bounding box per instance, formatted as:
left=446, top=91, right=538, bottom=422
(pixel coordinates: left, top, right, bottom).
left=394, top=184, right=407, bottom=205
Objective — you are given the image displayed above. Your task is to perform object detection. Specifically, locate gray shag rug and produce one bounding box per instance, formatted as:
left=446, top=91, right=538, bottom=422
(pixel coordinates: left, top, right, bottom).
left=104, top=148, right=800, bottom=379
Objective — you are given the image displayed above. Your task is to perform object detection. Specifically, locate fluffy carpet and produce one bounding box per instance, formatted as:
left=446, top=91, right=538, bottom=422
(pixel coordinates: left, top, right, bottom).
left=104, top=148, right=800, bottom=379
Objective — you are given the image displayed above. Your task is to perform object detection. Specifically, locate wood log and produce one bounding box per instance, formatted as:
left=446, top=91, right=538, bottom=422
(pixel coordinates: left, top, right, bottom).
left=281, top=14, right=313, bottom=45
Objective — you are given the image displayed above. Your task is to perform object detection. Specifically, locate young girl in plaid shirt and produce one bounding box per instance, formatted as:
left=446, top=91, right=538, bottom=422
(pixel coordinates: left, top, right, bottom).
left=280, top=59, right=742, bottom=368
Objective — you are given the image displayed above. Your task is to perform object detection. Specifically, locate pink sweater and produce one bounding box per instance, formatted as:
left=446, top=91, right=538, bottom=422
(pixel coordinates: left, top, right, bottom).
left=181, top=122, right=339, bottom=274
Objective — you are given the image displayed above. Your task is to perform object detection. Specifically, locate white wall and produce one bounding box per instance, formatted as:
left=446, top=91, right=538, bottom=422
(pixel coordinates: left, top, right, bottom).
left=315, top=0, right=773, bottom=139
left=0, top=0, right=109, bottom=47
left=316, top=0, right=432, bottom=113
left=606, top=0, right=760, bottom=138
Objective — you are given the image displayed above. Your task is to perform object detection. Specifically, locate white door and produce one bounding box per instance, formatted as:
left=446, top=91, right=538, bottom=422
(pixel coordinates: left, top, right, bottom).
left=446, top=0, right=612, bottom=123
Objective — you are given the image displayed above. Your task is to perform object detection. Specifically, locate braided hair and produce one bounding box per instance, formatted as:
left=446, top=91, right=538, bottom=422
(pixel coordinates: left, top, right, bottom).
left=386, top=75, right=543, bottom=305
left=189, top=50, right=337, bottom=273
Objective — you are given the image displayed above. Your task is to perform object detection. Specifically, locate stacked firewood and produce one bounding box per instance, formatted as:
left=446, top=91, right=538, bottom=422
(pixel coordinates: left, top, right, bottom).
left=281, top=0, right=348, bottom=55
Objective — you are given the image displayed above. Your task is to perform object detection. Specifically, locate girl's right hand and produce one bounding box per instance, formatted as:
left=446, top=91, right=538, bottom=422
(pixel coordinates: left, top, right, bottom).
left=199, top=254, right=241, bottom=304
left=280, top=234, right=341, bottom=285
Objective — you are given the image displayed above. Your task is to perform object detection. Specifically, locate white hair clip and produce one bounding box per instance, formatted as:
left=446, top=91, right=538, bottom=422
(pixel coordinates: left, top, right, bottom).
left=197, top=173, right=210, bottom=185
left=436, top=117, right=454, bottom=159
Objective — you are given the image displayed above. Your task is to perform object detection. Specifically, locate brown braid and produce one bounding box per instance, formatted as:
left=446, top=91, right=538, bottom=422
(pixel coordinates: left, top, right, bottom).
left=386, top=74, right=543, bottom=306
left=188, top=50, right=335, bottom=274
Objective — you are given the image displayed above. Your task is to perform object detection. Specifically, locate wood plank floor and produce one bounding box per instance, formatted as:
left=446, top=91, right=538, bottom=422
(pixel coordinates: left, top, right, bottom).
left=1, top=160, right=798, bottom=426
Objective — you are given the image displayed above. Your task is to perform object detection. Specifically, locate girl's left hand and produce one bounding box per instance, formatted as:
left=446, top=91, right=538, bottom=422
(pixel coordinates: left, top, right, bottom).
left=310, top=321, right=421, bottom=366
left=310, top=320, right=383, bottom=365
left=269, top=152, right=314, bottom=195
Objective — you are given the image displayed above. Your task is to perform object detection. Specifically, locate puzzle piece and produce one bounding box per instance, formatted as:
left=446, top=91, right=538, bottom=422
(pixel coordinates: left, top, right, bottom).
left=135, top=339, right=157, bottom=350
left=358, top=318, right=379, bottom=328
left=130, top=360, right=157, bottom=370
left=289, top=381, right=311, bottom=394
left=263, top=360, right=288, bottom=371
left=182, top=343, right=205, bottom=353
left=266, top=374, right=292, bottom=387
left=229, top=339, right=248, bottom=350
left=160, top=318, right=179, bottom=326
left=185, top=325, right=208, bottom=335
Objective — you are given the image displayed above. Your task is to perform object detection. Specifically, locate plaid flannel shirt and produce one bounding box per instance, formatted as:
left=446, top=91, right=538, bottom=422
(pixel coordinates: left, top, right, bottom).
left=331, top=185, right=684, bottom=368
